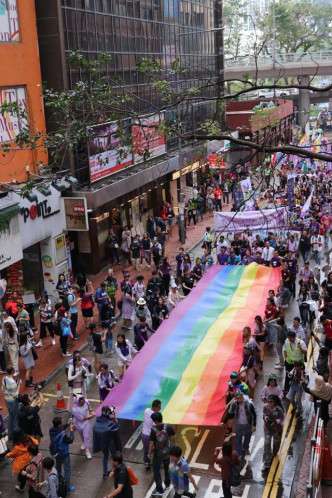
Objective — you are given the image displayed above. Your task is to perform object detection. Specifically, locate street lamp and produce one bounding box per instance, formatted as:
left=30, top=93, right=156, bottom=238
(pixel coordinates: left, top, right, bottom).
left=175, top=26, right=224, bottom=244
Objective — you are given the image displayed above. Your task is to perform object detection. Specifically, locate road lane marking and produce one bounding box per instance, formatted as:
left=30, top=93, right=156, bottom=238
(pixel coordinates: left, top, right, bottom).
left=269, top=417, right=297, bottom=498
left=180, top=427, right=200, bottom=460
left=188, top=429, right=210, bottom=470
left=124, top=423, right=142, bottom=449
left=145, top=475, right=201, bottom=497
left=262, top=326, right=320, bottom=497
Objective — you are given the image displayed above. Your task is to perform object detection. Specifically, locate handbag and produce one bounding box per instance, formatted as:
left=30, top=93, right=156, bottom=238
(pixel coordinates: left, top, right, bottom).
left=31, top=347, right=38, bottom=361
left=0, top=436, right=7, bottom=455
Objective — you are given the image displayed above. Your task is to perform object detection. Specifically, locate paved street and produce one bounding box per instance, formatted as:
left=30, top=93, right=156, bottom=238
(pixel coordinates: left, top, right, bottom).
left=0, top=239, right=328, bottom=498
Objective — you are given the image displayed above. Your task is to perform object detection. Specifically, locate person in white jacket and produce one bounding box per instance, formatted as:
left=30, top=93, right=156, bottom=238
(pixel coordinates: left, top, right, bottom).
left=262, top=241, right=275, bottom=267
left=115, top=334, right=138, bottom=380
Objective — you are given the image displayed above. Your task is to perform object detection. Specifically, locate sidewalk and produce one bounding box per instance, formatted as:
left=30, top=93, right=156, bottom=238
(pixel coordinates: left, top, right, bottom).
left=0, top=212, right=218, bottom=414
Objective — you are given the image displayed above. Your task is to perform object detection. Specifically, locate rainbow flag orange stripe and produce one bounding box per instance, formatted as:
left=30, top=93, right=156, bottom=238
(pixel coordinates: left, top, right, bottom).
left=97, top=264, right=281, bottom=426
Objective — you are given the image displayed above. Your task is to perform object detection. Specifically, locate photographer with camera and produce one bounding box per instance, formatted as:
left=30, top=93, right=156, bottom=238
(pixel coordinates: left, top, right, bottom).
left=18, top=388, right=45, bottom=441
left=49, top=416, right=75, bottom=494
left=262, top=395, right=285, bottom=471
left=93, top=406, right=123, bottom=480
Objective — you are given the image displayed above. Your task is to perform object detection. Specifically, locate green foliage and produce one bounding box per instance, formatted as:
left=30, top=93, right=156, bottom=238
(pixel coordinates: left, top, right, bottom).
left=0, top=205, right=20, bottom=233
left=256, top=0, right=332, bottom=54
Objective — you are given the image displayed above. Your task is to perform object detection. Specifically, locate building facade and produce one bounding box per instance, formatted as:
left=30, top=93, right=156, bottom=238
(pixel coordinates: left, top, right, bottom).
left=35, top=0, right=224, bottom=274
left=0, top=0, right=47, bottom=182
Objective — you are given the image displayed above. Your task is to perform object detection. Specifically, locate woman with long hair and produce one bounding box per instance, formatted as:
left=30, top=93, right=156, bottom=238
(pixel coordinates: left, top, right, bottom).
left=115, top=333, right=137, bottom=380
left=56, top=273, right=71, bottom=302
left=67, top=355, right=88, bottom=411
left=260, top=374, right=284, bottom=403
left=253, top=315, right=266, bottom=368
left=19, top=332, right=35, bottom=387
left=152, top=297, right=169, bottom=331
left=214, top=440, right=240, bottom=498
left=4, top=322, right=19, bottom=376
left=5, top=428, right=39, bottom=492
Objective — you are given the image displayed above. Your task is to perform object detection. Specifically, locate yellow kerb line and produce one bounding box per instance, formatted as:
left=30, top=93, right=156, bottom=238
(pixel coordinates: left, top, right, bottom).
left=42, top=393, right=100, bottom=403
left=262, top=325, right=321, bottom=497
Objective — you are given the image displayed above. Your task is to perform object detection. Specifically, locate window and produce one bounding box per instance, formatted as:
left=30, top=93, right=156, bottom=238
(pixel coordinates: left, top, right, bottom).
left=0, top=87, right=27, bottom=143
left=0, top=0, right=20, bottom=43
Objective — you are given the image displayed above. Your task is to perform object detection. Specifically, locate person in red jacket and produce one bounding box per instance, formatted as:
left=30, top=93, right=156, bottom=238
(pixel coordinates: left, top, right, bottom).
left=214, top=440, right=240, bottom=498
left=213, top=187, right=223, bottom=211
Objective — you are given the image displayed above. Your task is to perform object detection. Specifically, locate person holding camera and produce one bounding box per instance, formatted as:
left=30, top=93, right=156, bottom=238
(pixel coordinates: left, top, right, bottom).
left=67, top=355, right=88, bottom=411
left=18, top=391, right=44, bottom=441
left=1, top=366, right=22, bottom=440
left=93, top=405, right=123, bottom=480
left=262, top=395, right=285, bottom=470
left=49, top=417, right=75, bottom=494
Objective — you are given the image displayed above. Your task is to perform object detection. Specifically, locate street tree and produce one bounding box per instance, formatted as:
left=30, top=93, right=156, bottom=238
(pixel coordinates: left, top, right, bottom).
left=0, top=51, right=331, bottom=194
left=256, top=0, right=332, bottom=57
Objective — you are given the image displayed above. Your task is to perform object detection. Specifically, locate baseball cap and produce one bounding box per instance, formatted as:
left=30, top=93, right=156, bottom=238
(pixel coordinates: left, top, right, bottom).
left=234, top=390, right=244, bottom=397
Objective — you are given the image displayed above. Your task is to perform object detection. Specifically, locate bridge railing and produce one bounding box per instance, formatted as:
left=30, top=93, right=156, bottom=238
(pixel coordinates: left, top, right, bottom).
left=225, top=51, right=332, bottom=68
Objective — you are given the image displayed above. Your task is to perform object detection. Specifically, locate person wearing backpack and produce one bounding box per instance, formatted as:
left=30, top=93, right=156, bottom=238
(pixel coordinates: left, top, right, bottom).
left=214, top=440, right=241, bottom=498
left=37, top=456, right=59, bottom=498
left=148, top=412, right=175, bottom=496
left=17, top=442, right=44, bottom=496
left=55, top=309, right=71, bottom=358
left=88, top=323, right=107, bottom=376
left=103, top=451, right=133, bottom=498
left=67, top=285, right=82, bottom=341
left=169, top=445, right=199, bottom=498
left=262, top=395, right=285, bottom=470
left=49, top=417, right=75, bottom=494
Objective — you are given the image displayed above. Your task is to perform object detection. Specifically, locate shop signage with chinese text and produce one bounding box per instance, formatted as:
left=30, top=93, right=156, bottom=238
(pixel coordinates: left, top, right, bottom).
left=63, top=197, right=89, bottom=231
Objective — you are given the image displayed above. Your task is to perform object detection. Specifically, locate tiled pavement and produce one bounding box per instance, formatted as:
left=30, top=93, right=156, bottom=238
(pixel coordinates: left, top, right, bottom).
left=0, top=212, right=218, bottom=414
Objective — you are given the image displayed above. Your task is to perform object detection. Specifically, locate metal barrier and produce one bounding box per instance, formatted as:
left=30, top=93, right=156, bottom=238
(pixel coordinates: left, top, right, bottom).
left=307, top=401, right=324, bottom=498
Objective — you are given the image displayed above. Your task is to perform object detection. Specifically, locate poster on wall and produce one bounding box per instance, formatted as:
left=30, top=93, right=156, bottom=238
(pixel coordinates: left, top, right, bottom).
left=63, top=197, right=89, bottom=231
left=88, top=121, right=133, bottom=182
left=0, top=0, right=20, bottom=43
left=133, top=113, right=166, bottom=164
left=0, top=87, right=27, bottom=143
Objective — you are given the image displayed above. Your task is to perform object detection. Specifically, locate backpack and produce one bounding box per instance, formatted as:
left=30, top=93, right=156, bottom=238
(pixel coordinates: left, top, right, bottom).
left=152, top=245, right=160, bottom=257
left=50, top=471, right=68, bottom=498
left=127, top=466, right=139, bottom=485
left=49, top=432, right=67, bottom=458
left=153, top=424, right=170, bottom=460
left=228, top=463, right=242, bottom=487
left=53, top=320, right=62, bottom=337
left=87, top=332, right=96, bottom=353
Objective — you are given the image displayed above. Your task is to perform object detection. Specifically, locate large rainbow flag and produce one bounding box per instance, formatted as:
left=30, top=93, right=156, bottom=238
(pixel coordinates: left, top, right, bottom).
left=97, top=263, right=281, bottom=426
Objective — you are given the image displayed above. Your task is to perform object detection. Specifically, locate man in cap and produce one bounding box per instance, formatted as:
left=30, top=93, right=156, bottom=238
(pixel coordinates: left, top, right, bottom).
left=222, top=390, right=256, bottom=460
left=120, top=271, right=133, bottom=292
left=299, top=260, right=314, bottom=285
left=226, top=249, right=241, bottom=266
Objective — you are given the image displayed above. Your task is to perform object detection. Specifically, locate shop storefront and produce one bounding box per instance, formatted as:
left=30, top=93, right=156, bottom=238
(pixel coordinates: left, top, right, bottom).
left=14, top=187, right=67, bottom=304
left=63, top=141, right=220, bottom=274
left=0, top=200, right=23, bottom=311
